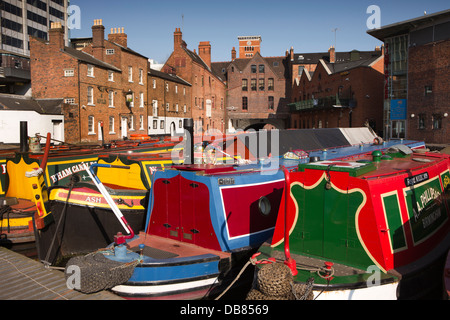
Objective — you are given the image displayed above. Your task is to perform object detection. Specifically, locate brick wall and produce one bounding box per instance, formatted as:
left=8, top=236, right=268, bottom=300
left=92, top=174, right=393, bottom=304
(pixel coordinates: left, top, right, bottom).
left=407, top=40, right=449, bottom=144
left=163, top=28, right=226, bottom=134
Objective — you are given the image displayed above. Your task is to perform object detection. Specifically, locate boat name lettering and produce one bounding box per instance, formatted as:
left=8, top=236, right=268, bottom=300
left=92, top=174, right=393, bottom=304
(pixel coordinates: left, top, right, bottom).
left=85, top=196, right=102, bottom=204
left=422, top=208, right=441, bottom=229
left=405, top=172, right=429, bottom=187
left=218, top=177, right=235, bottom=186
left=1, top=164, right=5, bottom=174
left=50, top=162, right=97, bottom=183
left=415, top=187, right=442, bottom=221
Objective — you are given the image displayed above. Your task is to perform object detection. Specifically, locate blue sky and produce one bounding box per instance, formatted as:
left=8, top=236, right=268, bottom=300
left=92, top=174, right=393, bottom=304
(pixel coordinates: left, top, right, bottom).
left=69, top=0, right=449, bottom=64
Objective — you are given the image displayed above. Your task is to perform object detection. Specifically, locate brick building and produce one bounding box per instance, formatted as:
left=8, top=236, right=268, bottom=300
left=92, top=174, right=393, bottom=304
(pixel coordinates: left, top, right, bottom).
left=162, top=28, right=226, bottom=134
left=368, top=9, right=450, bottom=144
left=288, top=52, right=385, bottom=135
left=30, top=20, right=149, bottom=144
left=213, top=51, right=289, bottom=131
left=148, top=68, right=191, bottom=136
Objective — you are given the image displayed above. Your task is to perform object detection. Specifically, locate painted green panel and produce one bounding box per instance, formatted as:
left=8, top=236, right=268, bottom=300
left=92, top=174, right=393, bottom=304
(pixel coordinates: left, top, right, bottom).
left=404, top=176, right=448, bottom=244
left=323, top=185, right=348, bottom=260
left=383, top=194, right=406, bottom=251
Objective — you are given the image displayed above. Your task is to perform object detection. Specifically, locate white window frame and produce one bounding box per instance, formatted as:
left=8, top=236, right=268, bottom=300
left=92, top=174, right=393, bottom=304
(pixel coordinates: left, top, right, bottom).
left=139, top=69, right=144, bottom=84
left=108, top=71, right=114, bottom=82
left=109, top=116, right=115, bottom=134
left=87, top=86, right=94, bottom=105
left=128, top=66, right=133, bottom=82
left=139, top=115, right=144, bottom=130
left=106, top=49, right=115, bottom=55
left=64, top=98, right=76, bottom=104
left=87, top=65, right=94, bottom=77
left=108, top=90, right=115, bottom=108
left=64, top=69, right=74, bottom=77
left=88, top=115, right=95, bottom=135
left=140, top=92, right=144, bottom=108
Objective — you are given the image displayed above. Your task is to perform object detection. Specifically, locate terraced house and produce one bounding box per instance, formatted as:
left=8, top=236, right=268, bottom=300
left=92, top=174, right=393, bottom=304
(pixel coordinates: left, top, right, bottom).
left=30, top=20, right=149, bottom=143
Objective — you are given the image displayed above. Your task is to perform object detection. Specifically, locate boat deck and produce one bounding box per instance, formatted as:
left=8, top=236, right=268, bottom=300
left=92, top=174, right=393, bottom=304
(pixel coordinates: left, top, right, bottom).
left=0, top=247, right=123, bottom=300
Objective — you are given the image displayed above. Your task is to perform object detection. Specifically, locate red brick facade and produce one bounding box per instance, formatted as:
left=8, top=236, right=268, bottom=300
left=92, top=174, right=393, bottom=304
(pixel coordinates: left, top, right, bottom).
left=162, top=28, right=226, bottom=134
left=289, top=56, right=385, bottom=135
left=407, top=40, right=449, bottom=144
left=223, top=52, right=289, bottom=130
left=30, top=20, right=149, bottom=144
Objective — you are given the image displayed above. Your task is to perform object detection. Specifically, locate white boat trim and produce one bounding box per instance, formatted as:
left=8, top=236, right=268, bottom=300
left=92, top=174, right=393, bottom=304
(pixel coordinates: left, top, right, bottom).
left=313, top=281, right=399, bottom=300
left=112, top=277, right=219, bottom=295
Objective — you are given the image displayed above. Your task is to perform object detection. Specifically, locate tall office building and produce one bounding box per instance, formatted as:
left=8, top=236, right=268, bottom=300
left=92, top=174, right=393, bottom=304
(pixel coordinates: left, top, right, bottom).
left=1, top=0, right=69, bottom=94
left=1, top=0, right=69, bottom=55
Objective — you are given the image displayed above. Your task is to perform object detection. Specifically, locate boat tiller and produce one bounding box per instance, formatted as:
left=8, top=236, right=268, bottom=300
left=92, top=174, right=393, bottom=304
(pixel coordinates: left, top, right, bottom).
left=85, top=163, right=135, bottom=245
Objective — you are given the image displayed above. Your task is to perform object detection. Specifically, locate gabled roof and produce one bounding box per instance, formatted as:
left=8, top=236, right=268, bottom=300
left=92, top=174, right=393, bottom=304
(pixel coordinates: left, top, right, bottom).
left=0, top=94, right=63, bottom=115
left=323, top=55, right=383, bottom=74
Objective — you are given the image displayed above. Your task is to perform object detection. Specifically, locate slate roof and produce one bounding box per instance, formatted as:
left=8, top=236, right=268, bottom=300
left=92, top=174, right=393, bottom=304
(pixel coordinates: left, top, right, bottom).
left=63, top=46, right=122, bottom=72
left=148, top=68, right=192, bottom=86
left=323, top=55, right=383, bottom=74
left=0, top=94, right=63, bottom=115
left=211, top=52, right=287, bottom=82
left=292, top=50, right=381, bottom=65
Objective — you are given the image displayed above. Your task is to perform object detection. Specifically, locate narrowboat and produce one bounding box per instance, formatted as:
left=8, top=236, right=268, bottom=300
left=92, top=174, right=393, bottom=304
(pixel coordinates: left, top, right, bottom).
left=64, top=135, right=429, bottom=300
left=257, top=145, right=450, bottom=300
left=0, top=122, right=180, bottom=251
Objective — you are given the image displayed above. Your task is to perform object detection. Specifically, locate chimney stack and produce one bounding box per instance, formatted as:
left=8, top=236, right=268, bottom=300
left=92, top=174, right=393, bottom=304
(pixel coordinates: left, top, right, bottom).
left=290, top=47, right=294, bottom=61
left=198, top=41, right=211, bottom=69
left=108, top=27, right=127, bottom=48
left=329, top=46, right=336, bottom=63
left=49, top=22, right=64, bottom=50
left=92, top=19, right=105, bottom=60
left=231, top=47, right=236, bottom=61
left=174, top=27, right=183, bottom=50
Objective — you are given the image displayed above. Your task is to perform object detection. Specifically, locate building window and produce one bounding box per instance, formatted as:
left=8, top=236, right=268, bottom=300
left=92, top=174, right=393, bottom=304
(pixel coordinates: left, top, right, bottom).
left=184, top=105, right=187, bottom=113
left=259, top=79, right=265, bottom=91
left=109, top=116, right=115, bottom=134
left=108, top=90, right=114, bottom=107
left=418, top=114, right=426, bottom=129
left=160, top=120, right=165, bottom=130
left=153, top=120, right=158, bottom=130
left=251, top=65, right=257, bottom=73
left=106, top=49, right=115, bottom=55
left=166, top=83, right=169, bottom=92
left=87, top=65, right=94, bottom=77
left=268, top=78, right=274, bottom=91
left=259, top=65, right=265, bottom=73
left=140, top=115, right=144, bottom=130
left=175, top=104, right=179, bottom=113
left=88, top=116, right=95, bottom=134
left=251, top=79, right=257, bottom=91
left=268, top=96, right=274, bottom=110
left=179, top=120, right=183, bottom=128
left=432, top=114, right=442, bottom=130
left=242, top=79, right=248, bottom=91
left=166, top=103, right=170, bottom=111
left=242, top=97, right=248, bottom=110
left=183, top=87, right=186, bottom=96
left=87, top=86, right=94, bottom=105
left=108, top=71, right=114, bottom=82
left=175, top=85, right=178, bottom=94
left=153, top=79, right=156, bottom=89
left=64, top=69, right=74, bottom=77
left=139, top=69, right=144, bottom=84
left=128, top=66, right=133, bottom=82
left=64, top=98, right=75, bottom=104
left=140, top=92, right=144, bottom=108
left=152, top=100, right=158, bottom=117
left=425, top=85, right=432, bottom=96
